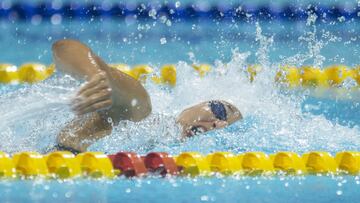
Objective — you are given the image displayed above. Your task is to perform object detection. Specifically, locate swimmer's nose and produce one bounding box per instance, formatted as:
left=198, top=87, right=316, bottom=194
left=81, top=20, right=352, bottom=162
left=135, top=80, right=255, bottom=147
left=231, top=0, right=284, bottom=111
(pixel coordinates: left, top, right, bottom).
left=214, top=120, right=228, bottom=129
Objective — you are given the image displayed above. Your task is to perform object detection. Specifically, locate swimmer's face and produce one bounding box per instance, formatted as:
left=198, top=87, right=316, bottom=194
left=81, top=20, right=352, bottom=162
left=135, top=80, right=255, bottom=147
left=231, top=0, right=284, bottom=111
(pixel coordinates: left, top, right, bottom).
left=176, top=100, right=242, bottom=137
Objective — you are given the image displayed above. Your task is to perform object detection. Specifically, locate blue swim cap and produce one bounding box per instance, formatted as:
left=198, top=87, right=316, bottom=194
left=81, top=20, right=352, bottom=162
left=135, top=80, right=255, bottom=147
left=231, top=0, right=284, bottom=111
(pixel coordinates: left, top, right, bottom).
left=209, top=101, right=227, bottom=121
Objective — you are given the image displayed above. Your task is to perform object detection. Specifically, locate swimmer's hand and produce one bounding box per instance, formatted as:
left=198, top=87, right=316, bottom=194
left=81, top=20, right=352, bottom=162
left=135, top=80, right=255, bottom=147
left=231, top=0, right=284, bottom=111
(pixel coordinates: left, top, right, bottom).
left=71, top=72, right=112, bottom=115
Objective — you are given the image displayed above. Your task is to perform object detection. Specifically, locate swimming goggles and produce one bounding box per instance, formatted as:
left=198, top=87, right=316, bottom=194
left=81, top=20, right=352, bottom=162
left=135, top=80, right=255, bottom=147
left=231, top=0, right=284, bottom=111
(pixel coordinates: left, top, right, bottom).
left=209, top=100, right=227, bottom=121
left=189, top=101, right=228, bottom=136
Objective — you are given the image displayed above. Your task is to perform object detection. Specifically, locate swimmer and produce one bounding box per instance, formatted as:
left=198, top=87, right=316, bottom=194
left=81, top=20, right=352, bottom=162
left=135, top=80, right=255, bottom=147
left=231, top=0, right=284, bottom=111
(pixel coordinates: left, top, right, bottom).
left=50, top=39, right=243, bottom=154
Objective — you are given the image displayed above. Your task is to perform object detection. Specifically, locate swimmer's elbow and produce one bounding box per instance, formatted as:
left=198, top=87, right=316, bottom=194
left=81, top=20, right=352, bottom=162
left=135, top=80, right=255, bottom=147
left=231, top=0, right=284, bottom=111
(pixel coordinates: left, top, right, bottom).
left=52, top=39, right=86, bottom=54
left=52, top=39, right=69, bottom=53
left=131, top=97, right=152, bottom=122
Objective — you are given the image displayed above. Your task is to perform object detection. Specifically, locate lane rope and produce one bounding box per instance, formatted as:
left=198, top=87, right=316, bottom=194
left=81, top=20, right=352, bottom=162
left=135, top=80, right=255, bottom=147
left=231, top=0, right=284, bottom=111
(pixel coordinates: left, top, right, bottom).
left=1, top=63, right=360, bottom=88
left=1, top=151, right=359, bottom=179
left=0, top=2, right=359, bottom=22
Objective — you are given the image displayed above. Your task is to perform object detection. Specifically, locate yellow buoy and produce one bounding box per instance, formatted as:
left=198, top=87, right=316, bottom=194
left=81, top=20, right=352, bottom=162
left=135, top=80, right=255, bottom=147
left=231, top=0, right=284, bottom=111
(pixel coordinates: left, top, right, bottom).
left=0, top=64, right=18, bottom=84
left=76, top=152, right=115, bottom=178
left=335, top=151, right=360, bottom=174
left=0, top=152, right=16, bottom=178
left=192, top=64, right=211, bottom=77
left=46, top=64, right=56, bottom=76
left=175, top=152, right=210, bottom=176
left=110, top=64, right=153, bottom=81
left=275, top=66, right=301, bottom=87
left=109, top=64, right=132, bottom=76
left=324, top=65, right=350, bottom=87
left=207, top=152, right=241, bottom=175
left=302, top=151, right=337, bottom=173
left=247, top=65, right=261, bottom=82
left=45, top=151, right=81, bottom=179
left=271, top=152, right=306, bottom=174
left=18, top=63, right=53, bottom=83
left=131, top=64, right=153, bottom=81
left=239, top=152, right=274, bottom=175
left=152, top=64, right=177, bottom=86
left=12, top=152, right=49, bottom=177
left=300, top=66, right=328, bottom=87
left=349, top=67, right=360, bottom=86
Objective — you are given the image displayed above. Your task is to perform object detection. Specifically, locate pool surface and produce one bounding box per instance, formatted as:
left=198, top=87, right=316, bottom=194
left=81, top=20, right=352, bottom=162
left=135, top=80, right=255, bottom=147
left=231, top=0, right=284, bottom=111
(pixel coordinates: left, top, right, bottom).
left=1, top=176, right=360, bottom=203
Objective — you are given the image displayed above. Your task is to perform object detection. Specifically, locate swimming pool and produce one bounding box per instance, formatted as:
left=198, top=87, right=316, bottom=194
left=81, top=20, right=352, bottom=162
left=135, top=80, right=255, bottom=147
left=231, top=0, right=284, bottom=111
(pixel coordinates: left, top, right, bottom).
left=1, top=1, right=360, bottom=202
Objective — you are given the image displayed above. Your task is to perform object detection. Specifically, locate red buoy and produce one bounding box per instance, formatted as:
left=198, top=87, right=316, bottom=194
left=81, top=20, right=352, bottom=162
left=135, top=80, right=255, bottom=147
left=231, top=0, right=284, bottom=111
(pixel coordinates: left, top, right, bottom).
left=144, top=152, right=178, bottom=176
left=109, top=152, right=147, bottom=177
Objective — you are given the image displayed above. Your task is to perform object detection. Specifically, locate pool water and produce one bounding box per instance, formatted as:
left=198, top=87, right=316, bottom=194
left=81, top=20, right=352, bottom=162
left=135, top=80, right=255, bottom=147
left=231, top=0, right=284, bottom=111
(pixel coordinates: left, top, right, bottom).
left=1, top=176, right=360, bottom=203
left=1, top=4, right=360, bottom=203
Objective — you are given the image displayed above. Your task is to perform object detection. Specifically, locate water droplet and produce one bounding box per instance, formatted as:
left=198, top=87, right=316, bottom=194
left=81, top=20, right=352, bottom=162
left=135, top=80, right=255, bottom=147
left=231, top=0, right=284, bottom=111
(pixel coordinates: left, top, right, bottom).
left=338, top=16, right=346, bottom=22
left=65, top=191, right=72, bottom=198
left=200, top=195, right=209, bottom=201
left=160, top=37, right=167, bottom=45
left=166, top=20, right=172, bottom=26
left=131, top=99, right=138, bottom=107
left=149, top=9, right=157, bottom=19
left=336, top=190, right=343, bottom=196
left=175, top=1, right=181, bottom=8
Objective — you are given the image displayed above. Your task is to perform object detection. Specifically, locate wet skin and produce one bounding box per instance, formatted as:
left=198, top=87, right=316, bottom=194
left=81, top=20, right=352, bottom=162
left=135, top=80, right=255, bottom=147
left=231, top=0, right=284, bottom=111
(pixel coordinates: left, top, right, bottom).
left=52, top=39, right=242, bottom=152
left=176, top=101, right=242, bottom=137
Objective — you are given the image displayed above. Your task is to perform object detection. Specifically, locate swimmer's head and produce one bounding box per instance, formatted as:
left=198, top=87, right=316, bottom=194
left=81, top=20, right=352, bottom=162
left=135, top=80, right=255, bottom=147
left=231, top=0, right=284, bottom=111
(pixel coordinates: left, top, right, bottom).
left=176, top=100, right=242, bottom=137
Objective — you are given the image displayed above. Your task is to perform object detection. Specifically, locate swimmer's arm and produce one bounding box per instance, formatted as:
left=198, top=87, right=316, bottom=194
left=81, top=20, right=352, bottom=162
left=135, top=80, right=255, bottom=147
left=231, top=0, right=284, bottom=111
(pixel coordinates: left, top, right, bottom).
left=52, top=40, right=103, bottom=80
left=93, top=55, right=152, bottom=122
left=56, top=112, right=113, bottom=152
left=52, top=39, right=152, bottom=122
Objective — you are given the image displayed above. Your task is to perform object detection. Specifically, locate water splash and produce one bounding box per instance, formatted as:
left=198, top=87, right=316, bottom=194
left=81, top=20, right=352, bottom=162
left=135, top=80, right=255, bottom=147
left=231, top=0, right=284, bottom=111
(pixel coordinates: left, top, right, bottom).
left=0, top=76, right=79, bottom=153
left=0, top=18, right=360, bottom=155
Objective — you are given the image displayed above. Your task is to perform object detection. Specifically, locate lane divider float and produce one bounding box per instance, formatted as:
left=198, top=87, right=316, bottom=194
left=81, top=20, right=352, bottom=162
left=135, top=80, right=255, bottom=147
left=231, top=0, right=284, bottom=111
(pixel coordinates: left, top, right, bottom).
left=2, top=2, right=359, bottom=22
left=275, top=65, right=360, bottom=88
left=2, top=63, right=360, bottom=89
left=0, top=63, right=54, bottom=84
left=0, top=151, right=360, bottom=179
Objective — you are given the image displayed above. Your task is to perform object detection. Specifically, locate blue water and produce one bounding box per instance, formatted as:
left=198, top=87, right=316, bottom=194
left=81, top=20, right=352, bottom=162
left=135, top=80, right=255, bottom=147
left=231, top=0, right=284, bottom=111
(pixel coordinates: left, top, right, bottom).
left=1, top=19, right=360, bottom=65
left=0, top=176, right=359, bottom=203
left=2, top=4, right=360, bottom=202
